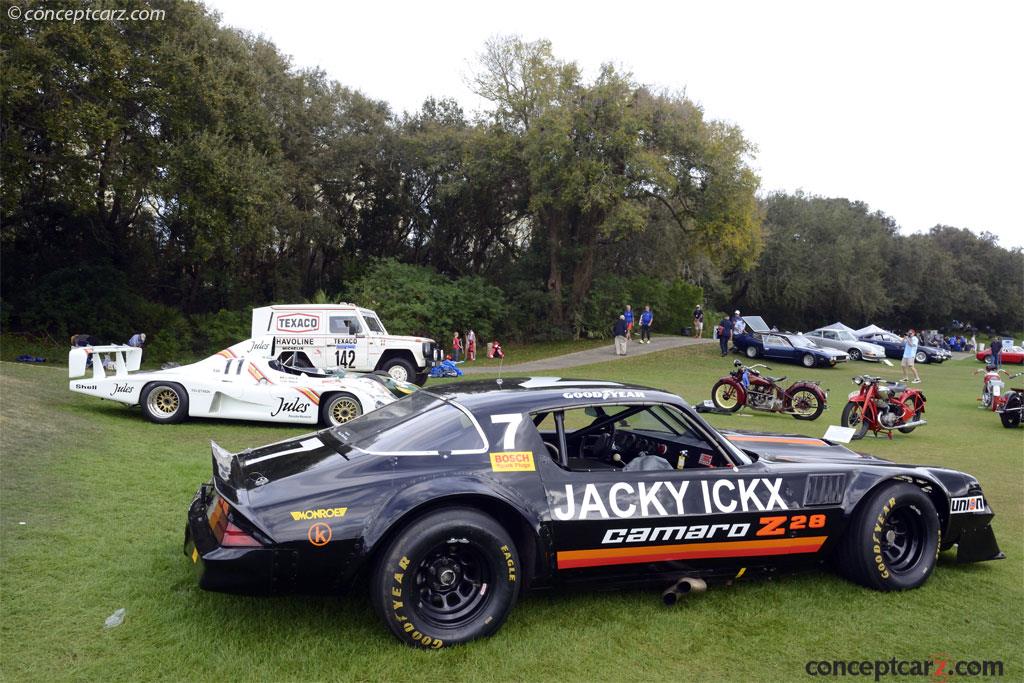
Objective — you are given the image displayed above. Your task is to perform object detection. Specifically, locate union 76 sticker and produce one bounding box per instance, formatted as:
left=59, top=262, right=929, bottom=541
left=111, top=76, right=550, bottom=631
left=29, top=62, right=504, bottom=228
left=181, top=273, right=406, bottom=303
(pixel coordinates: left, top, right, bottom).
left=949, top=495, right=984, bottom=514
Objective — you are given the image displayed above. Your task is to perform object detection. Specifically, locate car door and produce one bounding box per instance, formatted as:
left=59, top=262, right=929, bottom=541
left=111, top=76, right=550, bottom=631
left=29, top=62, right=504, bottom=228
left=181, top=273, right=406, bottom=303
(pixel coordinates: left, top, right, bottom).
left=529, top=401, right=834, bottom=576
left=762, top=334, right=793, bottom=361
left=359, top=310, right=387, bottom=370
left=325, top=314, right=369, bottom=371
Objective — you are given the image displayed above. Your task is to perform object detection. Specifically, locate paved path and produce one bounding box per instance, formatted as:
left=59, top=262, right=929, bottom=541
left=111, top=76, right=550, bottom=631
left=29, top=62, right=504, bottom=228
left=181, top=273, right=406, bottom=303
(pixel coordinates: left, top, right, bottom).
left=461, top=335, right=714, bottom=375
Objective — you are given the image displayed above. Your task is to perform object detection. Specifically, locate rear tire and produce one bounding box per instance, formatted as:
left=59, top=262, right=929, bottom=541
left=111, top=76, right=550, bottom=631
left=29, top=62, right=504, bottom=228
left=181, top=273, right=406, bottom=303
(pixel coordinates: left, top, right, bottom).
left=381, top=357, right=416, bottom=383
left=897, top=399, right=923, bottom=433
left=371, top=507, right=520, bottom=649
left=834, top=482, right=939, bottom=591
left=787, top=388, right=825, bottom=421
left=1001, top=393, right=1022, bottom=428
left=320, top=392, right=362, bottom=427
left=414, top=372, right=429, bottom=386
left=745, top=346, right=758, bottom=359
left=841, top=401, right=870, bottom=440
left=711, top=381, right=743, bottom=412
left=140, top=383, right=188, bottom=424
left=983, top=355, right=993, bottom=364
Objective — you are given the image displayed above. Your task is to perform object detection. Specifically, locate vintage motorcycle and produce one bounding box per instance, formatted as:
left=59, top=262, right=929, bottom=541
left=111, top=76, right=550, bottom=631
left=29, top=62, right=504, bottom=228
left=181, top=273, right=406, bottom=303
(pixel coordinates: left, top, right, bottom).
left=840, top=375, right=927, bottom=439
left=976, top=365, right=1022, bottom=411
left=710, top=360, right=828, bottom=420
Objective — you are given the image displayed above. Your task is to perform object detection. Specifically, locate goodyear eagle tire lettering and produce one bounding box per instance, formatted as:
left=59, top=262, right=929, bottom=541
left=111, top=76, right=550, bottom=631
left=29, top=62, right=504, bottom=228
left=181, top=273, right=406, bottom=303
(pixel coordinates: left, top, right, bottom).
left=835, top=482, right=940, bottom=591
left=371, top=507, right=520, bottom=648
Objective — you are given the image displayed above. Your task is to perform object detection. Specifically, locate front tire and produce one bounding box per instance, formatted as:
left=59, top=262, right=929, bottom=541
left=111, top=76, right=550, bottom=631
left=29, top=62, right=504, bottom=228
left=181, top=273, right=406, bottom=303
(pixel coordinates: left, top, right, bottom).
left=834, top=482, right=940, bottom=591
left=745, top=346, right=758, bottom=359
left=915, top=351, right=927, bottom=364
left=381, top=357, right=416, bottom=383
left=140, top=382, right=189, bottom=424
left=849, top=348, right=862, bottom=361
left=983, top=355, right=993, bottom=364
left=320, top=392, right=363, bottom=427
left=1001, top=393, right=1022, bottom=428
left=802, top=353, right=816, bottom=368
left=841, top=401, right=870, bottom=440
left=711, top=381, right=743, bottom=412
left=371, top=507, right=520, bottom=649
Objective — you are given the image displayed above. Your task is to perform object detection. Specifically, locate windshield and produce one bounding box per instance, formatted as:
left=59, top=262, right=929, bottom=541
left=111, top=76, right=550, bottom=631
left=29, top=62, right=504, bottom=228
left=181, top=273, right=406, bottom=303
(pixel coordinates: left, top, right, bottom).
left=835, top=331, right=856, bottom=341
left=789, top=335, right=818, bottom=349
left=359, top=311, right=387, bottom=334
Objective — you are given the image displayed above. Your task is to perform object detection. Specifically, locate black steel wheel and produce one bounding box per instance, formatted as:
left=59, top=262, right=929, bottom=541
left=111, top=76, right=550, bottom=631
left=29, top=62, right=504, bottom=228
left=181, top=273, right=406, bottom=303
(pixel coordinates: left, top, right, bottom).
left=371, top=507, right=519, bottom=648
left=841, top=401, right=870, bottom=440
left=835, top=482, right=939, bottom=591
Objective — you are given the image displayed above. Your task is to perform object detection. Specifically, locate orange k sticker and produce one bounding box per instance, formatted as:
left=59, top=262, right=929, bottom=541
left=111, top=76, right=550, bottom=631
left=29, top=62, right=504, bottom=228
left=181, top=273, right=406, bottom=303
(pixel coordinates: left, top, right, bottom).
left=308, top=522, right=332, bottom=547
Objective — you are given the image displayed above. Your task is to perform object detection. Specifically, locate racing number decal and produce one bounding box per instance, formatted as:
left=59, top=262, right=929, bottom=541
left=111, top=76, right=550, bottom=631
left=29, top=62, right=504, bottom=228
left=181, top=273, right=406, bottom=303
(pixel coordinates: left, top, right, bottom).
left=756, top=514, right=826, bottom=536
left=335, top=349, right=356, bottom=368
left=490, top=413, right=523, bottom=450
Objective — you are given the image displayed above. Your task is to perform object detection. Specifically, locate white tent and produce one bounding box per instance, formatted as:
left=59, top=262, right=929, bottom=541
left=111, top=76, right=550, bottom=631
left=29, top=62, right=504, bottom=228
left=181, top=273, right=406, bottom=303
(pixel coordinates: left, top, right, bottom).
left=855, top=324, right=891, bottom=336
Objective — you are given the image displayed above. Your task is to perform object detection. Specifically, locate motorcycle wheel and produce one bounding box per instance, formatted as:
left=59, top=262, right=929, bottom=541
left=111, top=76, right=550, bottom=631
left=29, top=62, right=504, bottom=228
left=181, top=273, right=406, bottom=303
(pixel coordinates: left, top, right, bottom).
left=897, top=398, right=923, bottom=433
left=841, top=401, right=870, bottom=440
left=788, top=388, right=825, bottom=421
left=1000, top=393, right=1021, bottom=428
left=711, top=381, right=743, bottom=412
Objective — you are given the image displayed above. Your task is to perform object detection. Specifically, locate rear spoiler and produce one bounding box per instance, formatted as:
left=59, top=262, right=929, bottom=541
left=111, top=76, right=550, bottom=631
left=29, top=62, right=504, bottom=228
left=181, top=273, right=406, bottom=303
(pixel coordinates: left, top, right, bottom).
left=69, top=345, right=142, bottom=379
left=211, top=440, right=247, bottom=506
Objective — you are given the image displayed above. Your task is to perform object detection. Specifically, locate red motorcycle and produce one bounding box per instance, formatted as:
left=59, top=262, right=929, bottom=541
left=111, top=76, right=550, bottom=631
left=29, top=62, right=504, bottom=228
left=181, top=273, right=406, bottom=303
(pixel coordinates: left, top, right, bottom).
left=975, top=365, right=1022, bottom=411
left=841, top=375, right=927, bottom=439
left=710, top=360, right=827, bottom=420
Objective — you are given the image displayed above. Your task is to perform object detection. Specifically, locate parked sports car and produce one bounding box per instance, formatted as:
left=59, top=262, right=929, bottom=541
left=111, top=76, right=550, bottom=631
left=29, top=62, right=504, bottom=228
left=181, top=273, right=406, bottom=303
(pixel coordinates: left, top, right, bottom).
left=806, top=328, right=886, bottom=362
left=733, top=317, right=847, bottom=367
left=183, top=377, right=1001, bottom=648
left=857, top=331, right=949, bottom=364
left=976, top=344, right=1024, bottom=365
left=69, top=343, right=413, bottom=426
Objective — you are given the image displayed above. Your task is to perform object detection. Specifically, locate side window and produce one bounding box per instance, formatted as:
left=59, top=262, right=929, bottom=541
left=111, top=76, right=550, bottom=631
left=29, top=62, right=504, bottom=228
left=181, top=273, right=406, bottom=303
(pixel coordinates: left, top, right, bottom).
left=329, top=316, right=362, bottom=335
left=823, top=331, right=836, bottom=340
left=352, top=401, right=485, bottom=454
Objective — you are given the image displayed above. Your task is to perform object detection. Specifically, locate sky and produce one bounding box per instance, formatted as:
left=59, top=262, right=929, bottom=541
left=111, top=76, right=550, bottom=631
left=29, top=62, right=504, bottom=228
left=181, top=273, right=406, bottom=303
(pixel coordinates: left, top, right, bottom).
left=204, top=0, right=1024, bottom=249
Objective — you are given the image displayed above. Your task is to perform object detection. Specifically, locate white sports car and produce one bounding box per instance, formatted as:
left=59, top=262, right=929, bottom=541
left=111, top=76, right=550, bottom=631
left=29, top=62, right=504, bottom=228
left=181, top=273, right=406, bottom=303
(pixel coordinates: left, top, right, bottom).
left=68, top=342, right=414, bottom=427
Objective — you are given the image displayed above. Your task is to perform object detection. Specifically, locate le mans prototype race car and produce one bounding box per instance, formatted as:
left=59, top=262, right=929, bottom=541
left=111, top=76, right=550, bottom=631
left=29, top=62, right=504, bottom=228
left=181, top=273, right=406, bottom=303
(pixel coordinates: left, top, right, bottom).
left=184, top=377, right=1003, bottom=648
left=69, top=341, right=414, bottom=427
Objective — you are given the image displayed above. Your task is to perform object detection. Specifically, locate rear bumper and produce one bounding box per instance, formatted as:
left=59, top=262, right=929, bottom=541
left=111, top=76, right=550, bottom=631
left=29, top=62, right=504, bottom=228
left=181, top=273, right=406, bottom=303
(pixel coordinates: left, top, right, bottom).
left=183, top=485, right=283, bottom=595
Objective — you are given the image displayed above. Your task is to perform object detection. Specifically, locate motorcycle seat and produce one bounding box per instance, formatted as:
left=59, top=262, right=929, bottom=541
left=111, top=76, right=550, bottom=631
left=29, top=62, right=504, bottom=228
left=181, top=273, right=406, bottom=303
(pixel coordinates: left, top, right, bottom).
left=765, top=375, right=786, bottom=383
left=890, top=383, right=908, bottom=392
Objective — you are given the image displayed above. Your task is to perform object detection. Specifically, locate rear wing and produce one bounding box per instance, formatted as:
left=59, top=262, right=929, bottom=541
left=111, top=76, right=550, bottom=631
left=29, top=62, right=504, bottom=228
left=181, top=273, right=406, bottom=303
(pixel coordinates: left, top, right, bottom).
left=69, top=345, right=143, bottom=379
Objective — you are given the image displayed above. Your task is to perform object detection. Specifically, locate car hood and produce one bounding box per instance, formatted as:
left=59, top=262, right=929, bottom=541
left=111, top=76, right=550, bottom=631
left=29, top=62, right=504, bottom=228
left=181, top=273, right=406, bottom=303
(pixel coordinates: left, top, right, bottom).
left=720, top=431, right=885, bottom=464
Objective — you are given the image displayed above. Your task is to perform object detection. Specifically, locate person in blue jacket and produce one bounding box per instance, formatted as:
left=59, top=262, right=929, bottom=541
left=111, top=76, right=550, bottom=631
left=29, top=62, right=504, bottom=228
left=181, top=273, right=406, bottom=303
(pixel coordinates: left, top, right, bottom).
left=623, top=305, right=634, bottom=339
left=717, top=317, right=732, bottom=356
left=639, top=305, right=654, bottom=344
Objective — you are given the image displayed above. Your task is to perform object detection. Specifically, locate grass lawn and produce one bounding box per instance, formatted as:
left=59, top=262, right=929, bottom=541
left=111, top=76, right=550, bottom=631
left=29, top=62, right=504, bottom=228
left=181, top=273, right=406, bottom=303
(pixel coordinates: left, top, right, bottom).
left=1, top=345, right=1021, bottom=681
left=457, top=336, right=611, bottom=368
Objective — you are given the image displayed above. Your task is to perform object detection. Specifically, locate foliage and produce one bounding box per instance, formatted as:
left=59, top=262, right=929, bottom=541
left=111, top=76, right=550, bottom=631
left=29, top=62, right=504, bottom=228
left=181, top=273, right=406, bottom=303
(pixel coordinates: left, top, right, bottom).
left=346, top=259, right=508, bottom=346
left=580, top=275, right=702, bottom=338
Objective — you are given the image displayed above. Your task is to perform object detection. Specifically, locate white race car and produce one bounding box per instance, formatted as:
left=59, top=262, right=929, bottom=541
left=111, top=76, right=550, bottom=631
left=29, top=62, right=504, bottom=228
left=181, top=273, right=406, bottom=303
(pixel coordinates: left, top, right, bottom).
left=68, top=341, right=415, bottom=427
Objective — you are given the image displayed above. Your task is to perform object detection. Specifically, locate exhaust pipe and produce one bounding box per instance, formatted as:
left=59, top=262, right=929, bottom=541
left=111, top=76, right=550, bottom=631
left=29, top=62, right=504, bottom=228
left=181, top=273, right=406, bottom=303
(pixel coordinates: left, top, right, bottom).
left=662, top=577, right=707, bottom=606
left=898, top=419, right=928, bottom=428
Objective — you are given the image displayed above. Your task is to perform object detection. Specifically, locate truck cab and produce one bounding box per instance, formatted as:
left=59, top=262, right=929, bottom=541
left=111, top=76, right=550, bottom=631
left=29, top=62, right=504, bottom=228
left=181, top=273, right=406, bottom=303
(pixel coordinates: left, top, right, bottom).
left=250, top=304, right=439, bottom=385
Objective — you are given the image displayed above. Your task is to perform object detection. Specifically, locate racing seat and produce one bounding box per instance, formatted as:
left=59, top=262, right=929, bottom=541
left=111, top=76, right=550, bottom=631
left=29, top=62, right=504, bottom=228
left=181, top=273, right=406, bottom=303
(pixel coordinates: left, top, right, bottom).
left=765, top=375, right=787, bottom=383
left=622, top=455, right=675, bottom=472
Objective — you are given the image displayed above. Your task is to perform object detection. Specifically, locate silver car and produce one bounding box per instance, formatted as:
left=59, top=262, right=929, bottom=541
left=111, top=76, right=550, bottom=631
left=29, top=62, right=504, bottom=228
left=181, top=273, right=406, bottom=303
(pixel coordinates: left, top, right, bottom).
left=806, top=328, right=887, bottom=362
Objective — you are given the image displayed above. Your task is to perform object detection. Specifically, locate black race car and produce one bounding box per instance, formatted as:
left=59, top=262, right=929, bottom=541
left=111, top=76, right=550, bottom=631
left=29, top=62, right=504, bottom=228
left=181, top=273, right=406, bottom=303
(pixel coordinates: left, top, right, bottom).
left=183, top=377, right=1003, bottom=648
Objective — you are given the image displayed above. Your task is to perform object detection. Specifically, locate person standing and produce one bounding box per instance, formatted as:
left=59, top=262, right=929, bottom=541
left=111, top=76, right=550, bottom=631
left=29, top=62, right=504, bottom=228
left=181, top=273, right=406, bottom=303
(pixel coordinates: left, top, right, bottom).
left=990, top=336, right=1003, bottom=369
left=901, top=328, right=922, bottom=383
left=639, top=305, right=653, bottom=344
left=451, top=331, right=463, bottom=362
left=466, top=329, right=477, bottom=361
left=613, top=315, right=629, bottom=356
left=717, top=316, right=732, bottom=356
left=692, top=305, right=704, bottom=338
left=623, top=305, right=634, bottom=340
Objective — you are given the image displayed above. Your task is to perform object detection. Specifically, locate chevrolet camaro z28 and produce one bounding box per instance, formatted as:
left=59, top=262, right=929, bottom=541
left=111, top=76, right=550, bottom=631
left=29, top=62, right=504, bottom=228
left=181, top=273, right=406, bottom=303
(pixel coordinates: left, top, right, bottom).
left=183, top=377, right=1003, bottom=648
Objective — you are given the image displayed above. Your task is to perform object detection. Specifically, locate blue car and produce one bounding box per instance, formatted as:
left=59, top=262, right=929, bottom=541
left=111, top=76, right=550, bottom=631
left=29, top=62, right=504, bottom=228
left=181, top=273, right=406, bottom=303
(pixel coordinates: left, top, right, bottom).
left=732, top=317, right=848, bottom=368
left=857, top=331, right=948, bottom=364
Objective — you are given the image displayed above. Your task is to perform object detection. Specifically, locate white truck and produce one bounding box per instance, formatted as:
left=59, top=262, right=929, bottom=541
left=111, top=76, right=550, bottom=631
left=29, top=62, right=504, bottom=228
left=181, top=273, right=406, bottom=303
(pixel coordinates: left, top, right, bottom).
left=249, top=304, right=440, bottom=385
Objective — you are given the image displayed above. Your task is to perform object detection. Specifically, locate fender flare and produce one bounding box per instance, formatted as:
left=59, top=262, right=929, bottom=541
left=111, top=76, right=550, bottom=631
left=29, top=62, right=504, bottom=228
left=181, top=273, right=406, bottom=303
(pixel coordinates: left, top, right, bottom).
left=360, top=474, right=550, bottom=584
left=843, top=471, right=953, bottom=543
left=784, top=381, right=827, bottom=408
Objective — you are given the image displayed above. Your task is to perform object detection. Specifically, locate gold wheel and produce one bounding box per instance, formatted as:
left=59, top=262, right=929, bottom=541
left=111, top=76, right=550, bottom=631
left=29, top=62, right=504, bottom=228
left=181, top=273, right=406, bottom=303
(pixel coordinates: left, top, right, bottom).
left=328, top=395, right=362, bottom=425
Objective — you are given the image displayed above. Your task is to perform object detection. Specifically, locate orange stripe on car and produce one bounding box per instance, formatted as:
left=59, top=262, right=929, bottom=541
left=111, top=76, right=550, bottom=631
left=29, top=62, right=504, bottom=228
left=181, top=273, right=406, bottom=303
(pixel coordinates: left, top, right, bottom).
left=295, top=387, right=320, bottom=405
left=556, top=536, right=827, bottom=570
left=726, top=435, right=828, bottom=446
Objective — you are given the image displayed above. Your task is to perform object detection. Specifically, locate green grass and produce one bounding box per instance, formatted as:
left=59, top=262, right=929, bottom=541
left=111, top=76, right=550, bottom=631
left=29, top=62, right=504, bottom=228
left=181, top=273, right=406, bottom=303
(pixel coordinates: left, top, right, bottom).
left=1, top=346, right=1021, bottom=681
left=459, top=337, right=611, bottom=368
